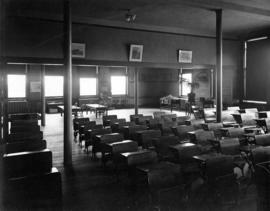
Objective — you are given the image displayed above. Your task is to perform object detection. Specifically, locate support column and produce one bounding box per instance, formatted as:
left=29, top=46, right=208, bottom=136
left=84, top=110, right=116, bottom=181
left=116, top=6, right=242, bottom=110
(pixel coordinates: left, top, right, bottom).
left=210, top=69, right=214, bottom=98
left=0, top=0, right=3, bottom=142
left=134, top=68, right=138, bottom=115
left=63, top=0, right=72, bottom=166
left=41, top=66, right=46, bottom=126
left=216, top=9, right=223, bottom=122
left=0, top=0, right=8, bottom=143
left=179, top=68, right=183, bottom=96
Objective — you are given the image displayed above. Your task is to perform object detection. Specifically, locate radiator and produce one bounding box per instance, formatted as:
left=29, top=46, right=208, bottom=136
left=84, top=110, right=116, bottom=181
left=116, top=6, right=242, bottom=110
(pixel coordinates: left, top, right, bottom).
left=8, top=101, right=29, bottom=114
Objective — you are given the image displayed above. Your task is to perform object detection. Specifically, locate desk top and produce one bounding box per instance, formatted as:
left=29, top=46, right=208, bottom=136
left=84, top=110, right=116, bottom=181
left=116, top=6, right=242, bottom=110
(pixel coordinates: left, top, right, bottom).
left=86, top=104, right=108, bottom=109
left=136, top=161, right=179, bottom=173
left=57, top=105, right=81, bottom=110
left=169, top=142, right=195, bottom=151
left=193, top=153, right=221, bottom=163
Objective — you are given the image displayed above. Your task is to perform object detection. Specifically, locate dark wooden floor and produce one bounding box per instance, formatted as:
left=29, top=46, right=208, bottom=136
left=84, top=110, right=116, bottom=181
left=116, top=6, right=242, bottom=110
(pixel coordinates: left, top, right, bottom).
left=1, top=108, right=258, bottom=211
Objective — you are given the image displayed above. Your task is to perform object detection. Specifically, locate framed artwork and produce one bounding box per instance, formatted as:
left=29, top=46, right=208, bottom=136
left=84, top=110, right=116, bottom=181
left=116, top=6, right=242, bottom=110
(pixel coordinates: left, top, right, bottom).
left=72, top=43, right=85, bottom=58
left=178, top=50, right=192, bottom=63
left=30, top=81, right=41, bottom=92
left=129, top=44, right=143, bottom=62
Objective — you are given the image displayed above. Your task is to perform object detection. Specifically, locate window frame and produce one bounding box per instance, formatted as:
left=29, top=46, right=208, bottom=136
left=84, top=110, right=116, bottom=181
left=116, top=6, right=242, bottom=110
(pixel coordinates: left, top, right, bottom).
left=179, top=72, right=192, bottom=96
left=44, top=75, right=64, bottom=98
left=7, top=74, right=27, bottom=99
left=79, top=77, right=98, bottom=97
left=110, top=75, right=128, bottom=96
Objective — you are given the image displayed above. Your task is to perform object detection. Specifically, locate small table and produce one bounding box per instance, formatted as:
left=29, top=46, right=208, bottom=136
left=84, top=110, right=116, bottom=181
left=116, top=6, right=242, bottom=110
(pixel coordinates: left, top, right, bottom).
left=86, top=104, right=108, bottom=118
left=57, top=105, right=81, bottom=117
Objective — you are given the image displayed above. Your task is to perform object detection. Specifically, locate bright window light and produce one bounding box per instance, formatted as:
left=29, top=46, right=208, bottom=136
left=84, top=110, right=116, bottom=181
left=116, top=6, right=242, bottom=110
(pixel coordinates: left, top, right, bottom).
left=80, top=78, right=97, bottom=96
left=8, top=74, right=26, bottom=98
left=111, top=76, right=126, bottom=95
left=180, top=73, right=192, bottom=96
left=45, top=76, right=63, bottom=97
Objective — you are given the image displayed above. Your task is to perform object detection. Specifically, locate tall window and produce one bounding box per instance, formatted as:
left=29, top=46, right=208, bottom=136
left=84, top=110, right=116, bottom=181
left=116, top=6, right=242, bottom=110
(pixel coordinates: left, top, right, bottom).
left=111, top=76, right=127, bottom=95
left=180, top=73, right=192, bottom=96
left=80, top=78, right=97, bottom=96
left=45, top=76, right=63, bottom=97
left=8, top=74, right=26, bottom=98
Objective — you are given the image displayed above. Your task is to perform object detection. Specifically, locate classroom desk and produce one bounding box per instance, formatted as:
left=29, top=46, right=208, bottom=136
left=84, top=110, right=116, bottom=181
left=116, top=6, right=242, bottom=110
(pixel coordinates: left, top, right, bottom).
left=86, top=104, right=108, bottom=118
left=57, top=105, right=81, bottom=117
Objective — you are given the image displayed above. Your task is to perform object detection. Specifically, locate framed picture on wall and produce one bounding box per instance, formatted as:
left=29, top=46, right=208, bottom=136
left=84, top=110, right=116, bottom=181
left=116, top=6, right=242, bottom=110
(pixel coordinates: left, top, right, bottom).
left=129, top=44, right=143, bottom=62
left=72, top=43, right=85, bottom=58
left=178, top=50, right=192, bottom=63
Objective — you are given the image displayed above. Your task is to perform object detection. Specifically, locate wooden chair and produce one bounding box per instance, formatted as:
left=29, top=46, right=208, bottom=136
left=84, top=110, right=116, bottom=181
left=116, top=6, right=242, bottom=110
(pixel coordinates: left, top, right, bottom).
left=137, top=115, right=153, bottom=125
left=73, top=117, right=90, bottom=138
left=123, top=125, right=148, bottom=140
left=255, top=134, right=270, bottom=146
left=222, top=127, right=245, bottom=138
left=3, top=149, right=62, bottom=205
left=87, top=127, right=112, bottom=156
left=158, top=120, right=176, bottom=136
left=112, top=121, right=136, bottom=133
left=103, top=115, right=118, bottom=127
left=185, top=119, right=205, bottom=130
left=153, top=111, right=166, bottom=120
left=171, top=125, right=194, bottom=142
left=203, top=155, right=239, bottom=206
left=203, top=108, right=216, bottom=123
left=134, top=129, right=161, bottom=148
left=8, top=131, right=43, bottom=143
left=175, top=116, right=190, bottom=125
left=5, top=139, right=47, bottom=154
left=202, top=122, right=223, bottom=139
left=78, top=121, right=97, bottom=144
left=130, top=114, right=143, bottom=122
left=153, top=136, right=180, bottom=161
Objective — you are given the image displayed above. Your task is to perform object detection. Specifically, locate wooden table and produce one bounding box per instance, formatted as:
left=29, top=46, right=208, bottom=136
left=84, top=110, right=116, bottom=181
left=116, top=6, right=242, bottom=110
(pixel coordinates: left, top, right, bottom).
left=86, top=104, right=108, bottom=118
left=57, top=105, right=81, bottom=117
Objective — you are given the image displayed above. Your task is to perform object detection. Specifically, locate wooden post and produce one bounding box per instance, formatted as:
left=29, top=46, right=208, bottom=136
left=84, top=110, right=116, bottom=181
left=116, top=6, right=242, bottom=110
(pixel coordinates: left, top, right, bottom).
left=216, top=9, right=223, bottom=122
left=134, top=68, right=138, bottom=115
left=0, top=0, right=3, bottom=142
left=0, top=0, right=8, bottom=143
left=210, top=69, right=214, bottom=98
left=63, top=0, right=72, bottom=166
left=41, top=65, right=46, bottom=126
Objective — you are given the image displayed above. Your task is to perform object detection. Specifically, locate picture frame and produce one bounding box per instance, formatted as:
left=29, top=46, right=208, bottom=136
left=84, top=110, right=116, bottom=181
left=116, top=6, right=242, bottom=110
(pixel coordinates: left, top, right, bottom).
left=129, top=44, right=143, bottom=62
left=72, top=43, right=86, bottom=58
left=178, top=50, right=192, bottom=63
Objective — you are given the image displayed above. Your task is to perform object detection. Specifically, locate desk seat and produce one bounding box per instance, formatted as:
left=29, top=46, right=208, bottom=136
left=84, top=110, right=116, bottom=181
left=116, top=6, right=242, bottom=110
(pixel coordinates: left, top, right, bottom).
left=5, top=139, right=47, bottom=154
left=3, top=149, right=52, bottom=178
left=3, top=167, right=62, bottom=204
left=120, top=150, right=158, bottom=166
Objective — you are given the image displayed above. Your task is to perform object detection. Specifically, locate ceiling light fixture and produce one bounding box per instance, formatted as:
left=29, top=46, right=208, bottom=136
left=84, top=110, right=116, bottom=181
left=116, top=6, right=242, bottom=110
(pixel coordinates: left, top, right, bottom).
left=125, top=9, right=136, bottom=23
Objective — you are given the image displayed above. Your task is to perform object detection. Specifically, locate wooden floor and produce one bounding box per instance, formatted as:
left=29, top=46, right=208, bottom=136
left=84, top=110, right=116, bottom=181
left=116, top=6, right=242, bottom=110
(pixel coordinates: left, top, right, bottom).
left=1, top=108, right=258, bottom=211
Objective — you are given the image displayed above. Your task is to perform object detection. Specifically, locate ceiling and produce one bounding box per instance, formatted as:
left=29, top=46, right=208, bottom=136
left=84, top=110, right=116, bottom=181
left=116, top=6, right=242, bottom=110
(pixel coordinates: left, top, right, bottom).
left=5, top=0, right=270, bottom=39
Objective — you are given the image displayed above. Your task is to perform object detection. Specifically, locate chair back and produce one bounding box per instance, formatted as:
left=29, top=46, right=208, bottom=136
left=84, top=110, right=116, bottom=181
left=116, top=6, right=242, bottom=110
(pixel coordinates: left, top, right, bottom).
left=255, top=134, right=270, bottom=146
left=219, top=138, right=240, bottom=155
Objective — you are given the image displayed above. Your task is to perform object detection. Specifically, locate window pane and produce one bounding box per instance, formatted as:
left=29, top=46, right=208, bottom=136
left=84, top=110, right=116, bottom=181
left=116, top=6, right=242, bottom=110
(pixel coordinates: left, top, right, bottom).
left=181, top=73, right=192, bottom=96
left=8, top=75, right=26, bottom=98
left=45, top=76, right=63, bottom=97
left=80, top=78, right=97, bottom=96
left=111, top=76, right=126, bottom=95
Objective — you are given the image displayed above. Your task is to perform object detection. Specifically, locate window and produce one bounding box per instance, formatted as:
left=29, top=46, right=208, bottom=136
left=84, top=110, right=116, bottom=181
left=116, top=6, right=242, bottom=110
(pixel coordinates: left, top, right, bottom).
left=180, top=73, right=192, bottom=96
left=45, top=76, right=63, bottom=97
left=8, top=74, right=26, bottom=98
left=111, top=76, right=127, bottom=95
left=80, top=78, right=97, bottom=96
